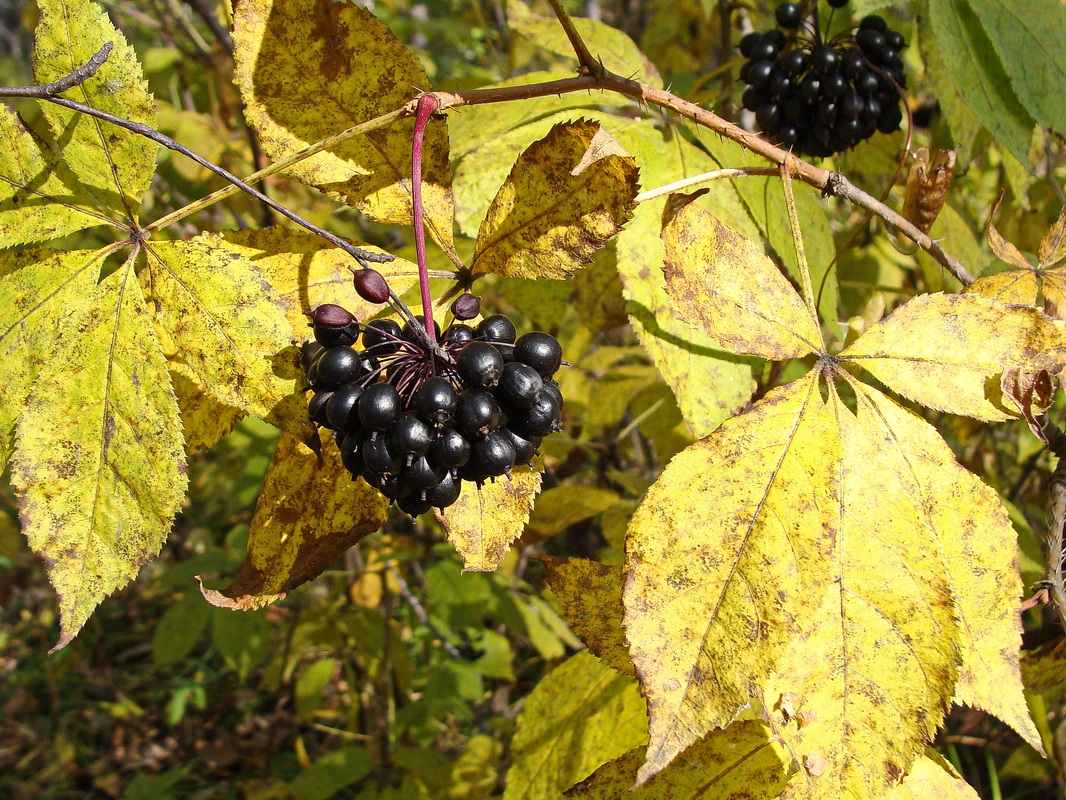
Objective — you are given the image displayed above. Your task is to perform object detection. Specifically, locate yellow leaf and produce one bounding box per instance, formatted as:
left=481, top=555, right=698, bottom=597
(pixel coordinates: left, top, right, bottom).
left=764, top=385, right=972, bottom=799
left=624, top=373, right=837, bottom=785
left=567, top=720, right=791, bottom=800
left=613, top=122, right=759, bottom=438
left=436, top=464, right=541, bottom=571
left=220, top=227, right=419, bottom=337
left=141, top=235, right=304, bottom=434
left=169, top=361, right=245, bottom=455
left=470, top=120, right=638, bottom=280
left=0, top=105, right=102, bottom=245
left=840, top=292, right=1066, bottom=421
left=541, top=557, right=631, bottom=676
left=1038, top=204, right=1066, bottom=268
left=0, top=248, right=102, bottom=469
left=33, top=0, right=157, bottom=219
left=232, top=0, right=454, bottom=250
left=502, top=651, right=648, bottom=800
left=200, top=433, right=387, bottom=609
left=11, top=263, right=186, bottom=650
left=1022, top=638, right=1066, bottom=704
left=884, top=751, right=980, bottom=800
left=661, top=196, right=822, bottom=360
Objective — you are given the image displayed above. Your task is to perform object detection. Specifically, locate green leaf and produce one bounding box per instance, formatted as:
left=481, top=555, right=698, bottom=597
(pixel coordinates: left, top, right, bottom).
left=0, top=247, right=103, bottom=469
left=152, top=592, right=210, bottom=665
left=924, top=0, right=1036, bottom=162
left=295, top=658, right=337, bottom=720
left=470, top=120, right=638, bottom=280
left=502, top=652, right=648, bottom=799
left=965, top=0, right=1066, bottom=136
left=33, top=0, right=158, bottom=219
left=289, top=747, right=374, bottom=800
left=12, top=262, right=186, bottom=650
left=233, top=0, right=454, bottom=250
left=0, top=105, right=102, bottom=245
left=211, top=608, right=270, bottom=680
left=141, top=234, right=304, bottom=435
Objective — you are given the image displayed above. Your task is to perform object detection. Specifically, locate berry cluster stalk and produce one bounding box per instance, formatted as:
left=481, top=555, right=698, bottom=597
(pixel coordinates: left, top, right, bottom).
left=412, top=93, right=439, bottom=344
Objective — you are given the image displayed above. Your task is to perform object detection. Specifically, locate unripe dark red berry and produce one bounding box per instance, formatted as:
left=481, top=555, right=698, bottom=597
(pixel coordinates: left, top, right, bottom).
left=353, top=268, right=391, bottom=304
left=306, top=303, right=356, bottom=330
left=451, top=293, right=481, bottom=321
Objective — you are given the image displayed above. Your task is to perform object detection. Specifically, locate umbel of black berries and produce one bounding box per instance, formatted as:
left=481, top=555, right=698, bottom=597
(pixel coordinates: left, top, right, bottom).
left=302, top=303, right=565, bottom=517
left=738, top=0, right=907, bottom=157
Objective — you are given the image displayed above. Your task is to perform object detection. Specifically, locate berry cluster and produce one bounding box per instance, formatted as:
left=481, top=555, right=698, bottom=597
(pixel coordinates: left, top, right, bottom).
left=738, top=0, right=906, bottom=157
left=302, top=281, right=564, bottom=518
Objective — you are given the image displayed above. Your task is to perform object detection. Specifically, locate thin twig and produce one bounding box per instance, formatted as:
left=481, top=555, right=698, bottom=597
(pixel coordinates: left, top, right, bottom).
left=0, top=41, right=113, bottom=98
left=634, top=167, right=779, bottom=202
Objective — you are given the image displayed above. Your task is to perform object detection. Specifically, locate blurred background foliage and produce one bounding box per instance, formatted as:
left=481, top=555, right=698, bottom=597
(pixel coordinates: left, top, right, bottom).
left=0, top=0, right=1064, bottom=797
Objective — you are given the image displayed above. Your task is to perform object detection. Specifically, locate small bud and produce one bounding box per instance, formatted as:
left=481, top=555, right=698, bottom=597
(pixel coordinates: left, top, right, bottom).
left=306, top=303, right=356, bottom=330
left=353, top=268, right=391, bottom=304
left=451, top=292, right=481, bottom=321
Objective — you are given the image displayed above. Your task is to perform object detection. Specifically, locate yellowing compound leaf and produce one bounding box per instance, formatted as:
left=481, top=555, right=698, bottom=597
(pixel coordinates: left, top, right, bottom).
left=141, top=235, right=303, bottom=434
left=0, top=105, right=102, bottom=245
left=201, top=433, right=387, bottom=609
left=661, top=196, right=821, bottom=359
left=886, top=751, right=979, bottom=800
left=11, top=263, right=185, bottom=650
left=471, top=120, right=638, bottom=280
left=541, top=557, right=631, bottom=676
left=0, top=248, right=102, bottom=469
left=839, top=293, right=1066, bottom=421
left=624, top=373, right=837, bottom=784
left=233, top=0, right=454, bottom=249
left=502, top=651, right=648, bottom=800
left=33, top=0, right=157, bottom=219
left=567, top=720, right=791, bottom=800
left=857, top=388, right=1040, bottom=751
left=437, top=464, right=540, bottom=571
left=221, top=227, right=418, bottom=337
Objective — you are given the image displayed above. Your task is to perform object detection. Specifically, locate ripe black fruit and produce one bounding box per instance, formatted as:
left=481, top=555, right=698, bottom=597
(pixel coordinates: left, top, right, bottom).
left=476, top=314, right=517, bottom=344
left=428, top=472, right=461, bottom=509
left=308, top=391, right=334, bottom=427
left=316, top=347, right=364, bottom=389
left=430, top=427, right=471, bottom=468
left=390, top=412, right=433, bottom=459
left=442, top=323, right=476, bottom=346
left=457, top=341, right=504, bottom=388
left=500, top=427, right=540, bottom=466
left=405, top=456, right=440, bottom=490
left=402, top=315, right=442, bottom=342
left=457, top=389, right=504, bottom=439
left=358, top=383, right=402, bottom=431
left=398, top=491, right=433, bottom=518
left=498, top=362, right=544, bottom=410
left=325, top=383, right=364, bottom=430
left=362, top=319, right=404, bottom=355
left=472, top=433, right=516, bottom=477
left=413, top=376, right=457, bottom=426
left=514, top=332, right=562, bottom=378
left=775, top=2, right=801, bottom=28
left=363, top=434, right=403, bottom=475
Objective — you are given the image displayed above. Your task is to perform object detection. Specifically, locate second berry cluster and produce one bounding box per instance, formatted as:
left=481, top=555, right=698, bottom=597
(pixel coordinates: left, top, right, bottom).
left=303, top=295, right=564, bottom=518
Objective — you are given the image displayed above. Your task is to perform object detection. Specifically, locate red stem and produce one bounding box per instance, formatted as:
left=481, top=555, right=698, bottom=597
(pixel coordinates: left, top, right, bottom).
left=412, top=93, right=439, bottom=343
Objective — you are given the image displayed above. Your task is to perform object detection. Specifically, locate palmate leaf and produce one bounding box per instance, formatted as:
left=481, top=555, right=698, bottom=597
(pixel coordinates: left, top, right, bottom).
left=624, top=213, right=1049, bottom=789
left=200, top=434, right=388, bottom=610
left=232, top=0, right=455, bottom=251
left=11, top=261, right=186, bottom=650
left=470, top=120, right=639, bottom=280
left=33, top=0, right=158, bottom=220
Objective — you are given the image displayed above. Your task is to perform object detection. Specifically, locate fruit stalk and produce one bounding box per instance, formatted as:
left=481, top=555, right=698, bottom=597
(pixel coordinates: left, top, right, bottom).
left=412, top=93, right=439, bottom=343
